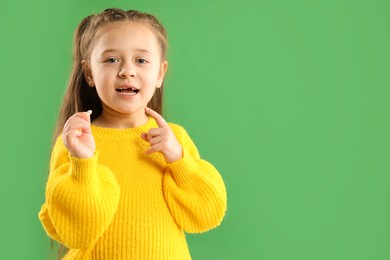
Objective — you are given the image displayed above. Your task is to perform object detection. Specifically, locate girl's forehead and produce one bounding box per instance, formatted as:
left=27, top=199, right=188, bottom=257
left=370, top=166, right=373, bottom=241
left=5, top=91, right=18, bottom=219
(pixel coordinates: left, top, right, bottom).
left=96, top=22, right=150, bottom=36
left=93, top=22, right=159, bottom=51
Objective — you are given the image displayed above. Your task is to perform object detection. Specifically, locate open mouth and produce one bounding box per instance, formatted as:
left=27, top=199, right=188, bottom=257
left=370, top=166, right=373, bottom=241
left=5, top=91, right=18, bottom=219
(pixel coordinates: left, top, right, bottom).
left=115, top=87, right=140, bottom=95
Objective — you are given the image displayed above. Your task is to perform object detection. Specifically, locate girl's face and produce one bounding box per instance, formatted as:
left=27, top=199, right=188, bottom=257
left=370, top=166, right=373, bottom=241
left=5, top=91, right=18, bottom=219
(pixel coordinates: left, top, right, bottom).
left=84, top=22, right=167, bottom=120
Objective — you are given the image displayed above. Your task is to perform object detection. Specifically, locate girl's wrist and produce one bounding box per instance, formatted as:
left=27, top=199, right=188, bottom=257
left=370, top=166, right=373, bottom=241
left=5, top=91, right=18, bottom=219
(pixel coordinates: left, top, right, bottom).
left=166, top=146, right=183, bottom=163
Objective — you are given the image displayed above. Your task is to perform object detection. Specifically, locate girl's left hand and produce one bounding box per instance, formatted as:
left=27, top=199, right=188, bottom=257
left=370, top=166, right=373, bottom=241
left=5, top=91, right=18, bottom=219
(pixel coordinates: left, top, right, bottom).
left=141, top=107, right=183, bottom=163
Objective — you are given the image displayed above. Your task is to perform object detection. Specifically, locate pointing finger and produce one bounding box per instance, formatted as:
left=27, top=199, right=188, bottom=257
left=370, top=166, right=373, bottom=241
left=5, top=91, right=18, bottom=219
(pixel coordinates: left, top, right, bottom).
left=145, top=107, right=168, bottom=128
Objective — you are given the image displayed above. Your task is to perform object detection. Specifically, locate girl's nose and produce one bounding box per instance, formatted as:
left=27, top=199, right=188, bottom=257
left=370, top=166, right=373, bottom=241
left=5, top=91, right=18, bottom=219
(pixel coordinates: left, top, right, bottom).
left=119, top=64, right=136, bottom=78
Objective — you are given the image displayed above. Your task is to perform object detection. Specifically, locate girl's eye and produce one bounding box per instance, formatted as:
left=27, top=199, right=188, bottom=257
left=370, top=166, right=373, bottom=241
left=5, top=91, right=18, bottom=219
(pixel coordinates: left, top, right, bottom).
left=105, top=58, right=119, bottom=63
left=136, top=58, right=148, bottom=64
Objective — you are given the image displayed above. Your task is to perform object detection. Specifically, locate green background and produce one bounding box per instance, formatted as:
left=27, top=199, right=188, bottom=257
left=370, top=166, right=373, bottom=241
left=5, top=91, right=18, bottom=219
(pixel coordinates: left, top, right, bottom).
left=1, top=0, right=390, bottom=259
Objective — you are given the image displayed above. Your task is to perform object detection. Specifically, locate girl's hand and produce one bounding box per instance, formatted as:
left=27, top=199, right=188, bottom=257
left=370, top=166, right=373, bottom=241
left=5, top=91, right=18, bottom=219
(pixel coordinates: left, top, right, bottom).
left=141, top=107, right=183, bottom=163
left=62, top=110, right=96, bottom=159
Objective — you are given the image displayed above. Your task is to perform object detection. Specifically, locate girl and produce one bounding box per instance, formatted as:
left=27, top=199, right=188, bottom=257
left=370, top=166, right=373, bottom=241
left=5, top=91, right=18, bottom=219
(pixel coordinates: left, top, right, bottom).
left=38, top=8, right=227, bottom=260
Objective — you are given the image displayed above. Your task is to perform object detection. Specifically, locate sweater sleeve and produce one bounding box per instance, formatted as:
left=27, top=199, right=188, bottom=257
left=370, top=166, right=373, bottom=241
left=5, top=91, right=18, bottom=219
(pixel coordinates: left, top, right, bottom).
left=163, top=124, right=227, bottom=233
left=38, top=136, right=120, bottom=249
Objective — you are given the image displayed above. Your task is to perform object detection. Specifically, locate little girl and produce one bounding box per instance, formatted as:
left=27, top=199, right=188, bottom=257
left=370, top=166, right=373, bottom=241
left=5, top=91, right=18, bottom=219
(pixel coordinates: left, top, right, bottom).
left=38, top=8, right=227, bottom=259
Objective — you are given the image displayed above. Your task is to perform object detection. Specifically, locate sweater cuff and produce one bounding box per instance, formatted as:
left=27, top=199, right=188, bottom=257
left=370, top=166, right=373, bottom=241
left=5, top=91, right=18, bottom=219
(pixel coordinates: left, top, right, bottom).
left=69, top=152, right=99, bottom=184
left=167, top=148, right=199, bottom=186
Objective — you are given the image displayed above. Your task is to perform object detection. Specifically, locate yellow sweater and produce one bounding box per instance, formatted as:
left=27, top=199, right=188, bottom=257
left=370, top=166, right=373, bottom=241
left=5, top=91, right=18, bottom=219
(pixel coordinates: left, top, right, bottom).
left=38, top=116, right=227, bottom=259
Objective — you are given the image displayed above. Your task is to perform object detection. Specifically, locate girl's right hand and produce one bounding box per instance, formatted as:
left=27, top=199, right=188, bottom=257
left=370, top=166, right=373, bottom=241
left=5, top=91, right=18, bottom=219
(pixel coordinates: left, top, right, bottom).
left=62, top=110, right=96, bottom=159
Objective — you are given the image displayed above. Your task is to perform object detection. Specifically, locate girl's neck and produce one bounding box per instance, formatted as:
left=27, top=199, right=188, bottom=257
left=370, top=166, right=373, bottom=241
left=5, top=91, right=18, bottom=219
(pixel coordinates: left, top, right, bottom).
left=92, top=108, right=149, bottom=129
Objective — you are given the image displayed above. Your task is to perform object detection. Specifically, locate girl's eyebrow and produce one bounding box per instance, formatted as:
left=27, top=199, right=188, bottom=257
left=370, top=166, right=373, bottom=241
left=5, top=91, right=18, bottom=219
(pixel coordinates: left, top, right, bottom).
left=100, top=49, right=118, bottom=54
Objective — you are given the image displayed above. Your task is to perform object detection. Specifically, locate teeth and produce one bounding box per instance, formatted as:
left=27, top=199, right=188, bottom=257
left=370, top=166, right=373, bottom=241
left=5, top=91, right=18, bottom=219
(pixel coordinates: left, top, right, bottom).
left=116, top=87, right=139, bottom=94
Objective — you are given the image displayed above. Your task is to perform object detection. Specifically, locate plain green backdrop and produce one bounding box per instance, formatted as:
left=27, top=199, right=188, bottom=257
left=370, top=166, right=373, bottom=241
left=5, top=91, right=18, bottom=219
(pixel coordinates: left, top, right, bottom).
left=1, top=0, right=390, bottom=259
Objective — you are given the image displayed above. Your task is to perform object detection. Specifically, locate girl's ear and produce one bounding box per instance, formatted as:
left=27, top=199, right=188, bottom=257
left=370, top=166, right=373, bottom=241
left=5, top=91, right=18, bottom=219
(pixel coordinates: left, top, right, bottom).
left=156, top=61, right=168, bottom=88
left=81, top=60, right=95, bottom=87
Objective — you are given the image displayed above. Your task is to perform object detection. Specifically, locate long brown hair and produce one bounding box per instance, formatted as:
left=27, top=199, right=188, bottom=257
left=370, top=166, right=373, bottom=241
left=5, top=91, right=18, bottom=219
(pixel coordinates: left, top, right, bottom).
left=53, top=8, right=168, bottom=141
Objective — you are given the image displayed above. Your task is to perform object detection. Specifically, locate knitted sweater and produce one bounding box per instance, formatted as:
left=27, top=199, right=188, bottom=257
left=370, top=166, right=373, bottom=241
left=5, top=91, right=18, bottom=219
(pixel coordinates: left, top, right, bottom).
left=38, top=116, right=227, bottom=259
